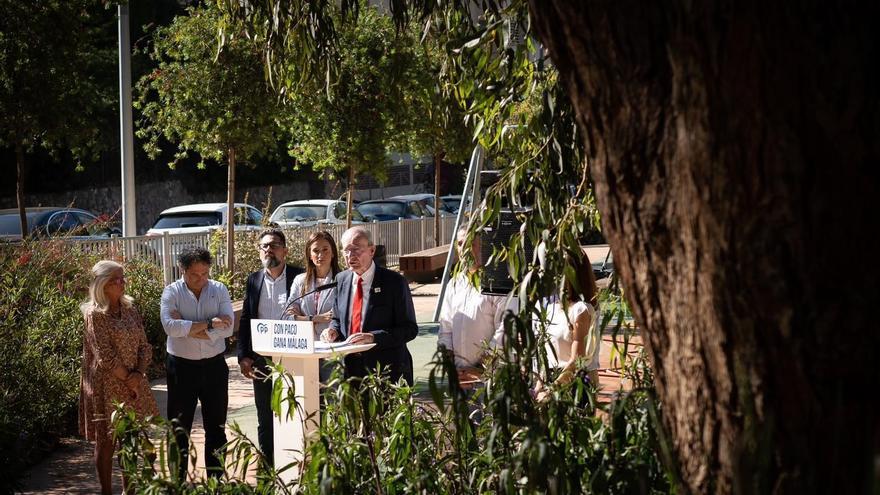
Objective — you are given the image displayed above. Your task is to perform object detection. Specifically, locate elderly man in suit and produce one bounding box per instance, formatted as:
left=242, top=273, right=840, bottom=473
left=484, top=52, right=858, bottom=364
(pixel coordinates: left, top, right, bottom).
left=323, top=226, right=418, bottom=385
left=237, top=228, right=304, bottom=468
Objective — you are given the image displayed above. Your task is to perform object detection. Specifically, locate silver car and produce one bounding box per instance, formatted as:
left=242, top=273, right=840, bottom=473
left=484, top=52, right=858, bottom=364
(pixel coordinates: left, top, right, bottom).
left=270, top=199, right=364, bottom=227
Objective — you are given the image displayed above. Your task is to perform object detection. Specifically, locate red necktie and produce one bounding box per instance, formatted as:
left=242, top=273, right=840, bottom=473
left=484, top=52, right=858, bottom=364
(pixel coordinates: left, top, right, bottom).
left=351, top=277, right=363, bottom=334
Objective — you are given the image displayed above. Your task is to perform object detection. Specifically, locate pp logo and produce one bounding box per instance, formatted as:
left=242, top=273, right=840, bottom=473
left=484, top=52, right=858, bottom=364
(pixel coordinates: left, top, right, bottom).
left=256, top=322, right=269, bottom=334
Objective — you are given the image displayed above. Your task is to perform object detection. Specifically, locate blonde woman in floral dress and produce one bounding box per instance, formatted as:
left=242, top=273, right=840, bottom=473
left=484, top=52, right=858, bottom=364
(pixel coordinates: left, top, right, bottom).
left=79, top=260, right=158, bottom=495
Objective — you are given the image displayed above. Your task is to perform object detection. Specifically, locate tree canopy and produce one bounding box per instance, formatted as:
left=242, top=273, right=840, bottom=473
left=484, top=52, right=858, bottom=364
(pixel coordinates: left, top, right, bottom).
left=135, top=4, right=285, bottom=171
left=135, top=3, right=288, bottom=270
left=0, top=0, right=116, bottom=236
left=283, top=5, right=413, bottom=184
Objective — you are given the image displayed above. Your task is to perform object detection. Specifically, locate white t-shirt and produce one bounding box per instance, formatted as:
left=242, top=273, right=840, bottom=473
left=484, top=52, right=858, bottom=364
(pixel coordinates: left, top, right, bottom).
left=538, top=299, right=600, bottom=370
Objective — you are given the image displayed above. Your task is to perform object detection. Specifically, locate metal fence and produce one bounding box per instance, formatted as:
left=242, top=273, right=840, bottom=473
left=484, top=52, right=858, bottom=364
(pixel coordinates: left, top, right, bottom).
left=66, top=216, right=457, bottom=284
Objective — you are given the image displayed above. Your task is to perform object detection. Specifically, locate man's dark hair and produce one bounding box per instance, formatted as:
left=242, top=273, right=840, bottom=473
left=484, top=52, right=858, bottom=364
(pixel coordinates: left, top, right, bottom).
left=259, top=228, right=286, bottom=247
left=177, top=246, right=213, bottom=270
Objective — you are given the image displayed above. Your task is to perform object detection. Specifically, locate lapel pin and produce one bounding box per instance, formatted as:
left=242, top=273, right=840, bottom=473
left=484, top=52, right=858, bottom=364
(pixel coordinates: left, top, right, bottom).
left=373, top=287, right=382, bottom=294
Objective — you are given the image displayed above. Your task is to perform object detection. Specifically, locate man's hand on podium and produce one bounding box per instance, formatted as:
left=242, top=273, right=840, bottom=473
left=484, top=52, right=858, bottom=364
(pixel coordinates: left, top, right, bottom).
left=348, top=333, right=374, bottom=345
left=320, top=328, right=338, bottom=343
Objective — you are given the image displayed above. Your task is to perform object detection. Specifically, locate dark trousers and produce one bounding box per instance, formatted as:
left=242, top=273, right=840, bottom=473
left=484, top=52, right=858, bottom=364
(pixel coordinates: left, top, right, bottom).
left=167, top=353, right=229, bottom=480
left=252, top=361, right=274, bottom=468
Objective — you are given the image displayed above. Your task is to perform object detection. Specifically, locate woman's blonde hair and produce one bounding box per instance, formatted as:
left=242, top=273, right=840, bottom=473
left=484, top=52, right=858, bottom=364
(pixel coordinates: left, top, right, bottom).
left=82, top=260, right=133, bottom=314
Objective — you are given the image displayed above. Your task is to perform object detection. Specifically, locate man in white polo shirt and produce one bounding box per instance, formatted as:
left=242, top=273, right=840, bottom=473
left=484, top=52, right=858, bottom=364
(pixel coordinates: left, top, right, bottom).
left=160, top=246, right=234, bottom=481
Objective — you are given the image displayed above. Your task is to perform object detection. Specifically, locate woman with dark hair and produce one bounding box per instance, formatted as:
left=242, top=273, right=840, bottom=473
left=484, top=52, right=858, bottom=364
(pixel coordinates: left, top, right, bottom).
left=534, top=252, right=601, bottom=403
left=284, top=231, right=341, bottom=338
left=284, top=231, right=341, bottom=383
left=79, top=260, right=158, bottom=494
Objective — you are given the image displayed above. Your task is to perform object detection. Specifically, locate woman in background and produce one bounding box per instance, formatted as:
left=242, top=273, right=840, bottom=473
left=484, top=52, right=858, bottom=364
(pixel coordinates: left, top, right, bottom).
left=534, top=252, right=601, bottom=403
left=79, top=260, right=158, bottom=495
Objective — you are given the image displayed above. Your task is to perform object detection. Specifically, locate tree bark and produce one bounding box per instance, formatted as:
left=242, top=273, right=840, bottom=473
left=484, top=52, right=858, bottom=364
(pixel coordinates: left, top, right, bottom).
left=529, top=1, right=878, bottom=493
left=227, top=147, right=236, bottom=273
left=15, top=143, right=27, bottom=239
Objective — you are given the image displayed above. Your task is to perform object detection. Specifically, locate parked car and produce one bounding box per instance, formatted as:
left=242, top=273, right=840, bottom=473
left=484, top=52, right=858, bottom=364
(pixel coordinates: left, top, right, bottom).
left=440, top=195, right=464, bottom=213
left=0, top=207, right=121, bottom=241
left=355, top=198, right=432, bottom=222
left=388, top=193, right=455, bottom=217
left=146, top=203, right=264, bottom=236
left=269, top=199, right=365, bottom=227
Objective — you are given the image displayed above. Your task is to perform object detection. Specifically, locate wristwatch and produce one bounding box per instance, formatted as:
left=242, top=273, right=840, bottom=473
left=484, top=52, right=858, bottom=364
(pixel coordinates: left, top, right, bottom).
left=206, top=319, right=213, bottom=330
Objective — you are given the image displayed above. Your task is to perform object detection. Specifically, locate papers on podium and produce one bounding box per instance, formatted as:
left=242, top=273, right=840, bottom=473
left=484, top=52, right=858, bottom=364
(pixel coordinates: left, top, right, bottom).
left=314, top=334, right=365, bottom=352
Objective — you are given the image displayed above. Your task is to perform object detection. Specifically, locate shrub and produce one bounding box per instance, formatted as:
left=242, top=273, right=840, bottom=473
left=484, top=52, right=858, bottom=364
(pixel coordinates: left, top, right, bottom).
left=114, top=325, right=671, bottom=494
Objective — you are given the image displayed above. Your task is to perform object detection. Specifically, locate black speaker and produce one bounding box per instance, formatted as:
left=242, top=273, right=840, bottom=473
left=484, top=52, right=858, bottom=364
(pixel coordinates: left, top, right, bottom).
left=479, top=169, right=534, bottom=209
left=480, top=207, right=533, bottom=295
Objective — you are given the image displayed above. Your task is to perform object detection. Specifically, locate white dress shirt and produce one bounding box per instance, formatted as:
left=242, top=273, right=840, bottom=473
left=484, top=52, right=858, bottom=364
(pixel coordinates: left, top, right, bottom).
left=257, top=269, right=287, bottom=322
left=349, top=261, right=376, bottom=326
left=438, top=273, right=514, bottom=368
left=160, top=279, right=235, bottom=360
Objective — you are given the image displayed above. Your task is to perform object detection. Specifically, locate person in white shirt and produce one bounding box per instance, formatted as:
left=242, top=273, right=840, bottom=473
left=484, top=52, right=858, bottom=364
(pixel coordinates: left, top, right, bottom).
left=160, top=247, right=234, bottom=480
left=533, top=252, right=601, bottom=403
left=438, top=226, right=514, bottom=388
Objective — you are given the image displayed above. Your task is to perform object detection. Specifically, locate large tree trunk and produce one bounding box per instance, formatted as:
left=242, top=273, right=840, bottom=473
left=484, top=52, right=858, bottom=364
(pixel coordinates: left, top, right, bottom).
left=227, top=147, right=236, bottom=272
left=15, top=143, right=27, bottom=239
left=529, top=1, right=878, bottom=493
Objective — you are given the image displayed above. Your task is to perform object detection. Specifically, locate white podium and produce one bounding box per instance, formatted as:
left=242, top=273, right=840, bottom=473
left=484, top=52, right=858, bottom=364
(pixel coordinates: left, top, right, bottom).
left=250, top=319, right=374, bottom=483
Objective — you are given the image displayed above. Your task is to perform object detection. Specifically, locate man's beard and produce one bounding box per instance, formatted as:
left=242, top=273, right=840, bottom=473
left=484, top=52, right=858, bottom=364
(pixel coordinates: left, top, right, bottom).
left=262, top=257, right=282, bottom=269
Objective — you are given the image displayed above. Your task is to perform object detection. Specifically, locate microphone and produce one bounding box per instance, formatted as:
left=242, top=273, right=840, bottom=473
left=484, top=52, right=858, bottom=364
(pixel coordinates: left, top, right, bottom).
left=281, top=282, right=338, bottom=319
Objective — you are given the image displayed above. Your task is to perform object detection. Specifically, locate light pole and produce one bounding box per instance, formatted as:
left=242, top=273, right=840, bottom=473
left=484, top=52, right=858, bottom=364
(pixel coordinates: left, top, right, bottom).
left=118, top=3, right=137, bottom=236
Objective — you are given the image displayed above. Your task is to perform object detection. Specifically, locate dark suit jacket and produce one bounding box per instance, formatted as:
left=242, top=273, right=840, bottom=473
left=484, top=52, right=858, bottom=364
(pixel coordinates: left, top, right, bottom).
left=237, top=264, right=304, bottom=365
left=330, top=265, right=418, bottom=385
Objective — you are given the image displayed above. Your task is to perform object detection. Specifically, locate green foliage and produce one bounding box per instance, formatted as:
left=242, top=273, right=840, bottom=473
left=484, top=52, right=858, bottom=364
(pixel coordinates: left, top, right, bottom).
left=283, top=4, right=419, bottom=183
left=394, top=14, right=474, bottom=165
left=115, top=344, right=670, bottom=493
left=135, top=3, right=285, bottom=170
left=0, top=241, right=165, bottom=491
left=0, top=0, right=115, bottom=156
left=124, top=257, right=167, bottom=377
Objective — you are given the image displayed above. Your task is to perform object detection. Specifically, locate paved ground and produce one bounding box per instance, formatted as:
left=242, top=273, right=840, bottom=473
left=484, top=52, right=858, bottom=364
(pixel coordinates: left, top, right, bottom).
left=20, top=277, right=637, bottom=492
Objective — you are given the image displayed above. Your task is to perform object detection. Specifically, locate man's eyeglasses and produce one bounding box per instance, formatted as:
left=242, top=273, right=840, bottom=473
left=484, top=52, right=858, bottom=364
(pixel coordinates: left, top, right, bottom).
left=258, top=242, right=284, bottom=251
left=343, top=245, right=370, bottom=256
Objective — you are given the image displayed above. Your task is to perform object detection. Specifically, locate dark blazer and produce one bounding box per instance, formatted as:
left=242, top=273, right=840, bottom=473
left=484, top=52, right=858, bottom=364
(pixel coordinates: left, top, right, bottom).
left=330, top=265, right=418, bottom=385
left=237, top=264, right=304, bottom=365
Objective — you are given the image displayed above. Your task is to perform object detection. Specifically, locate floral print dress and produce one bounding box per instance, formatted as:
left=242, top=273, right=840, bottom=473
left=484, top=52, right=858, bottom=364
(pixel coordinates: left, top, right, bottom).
left=78, top=304, right=158, bottom=442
